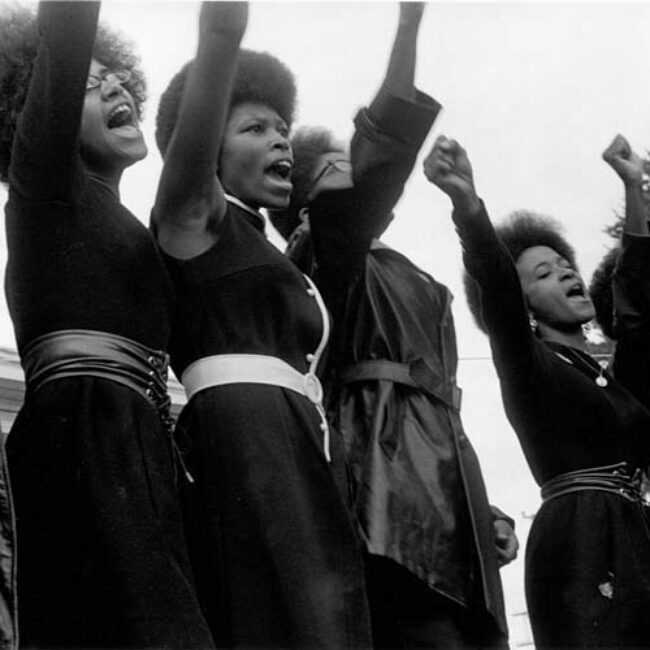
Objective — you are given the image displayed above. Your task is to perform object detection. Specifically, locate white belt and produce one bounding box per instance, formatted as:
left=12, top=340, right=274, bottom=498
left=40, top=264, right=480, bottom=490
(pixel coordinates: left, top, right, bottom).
left=182, top=353, right=331, bottom=461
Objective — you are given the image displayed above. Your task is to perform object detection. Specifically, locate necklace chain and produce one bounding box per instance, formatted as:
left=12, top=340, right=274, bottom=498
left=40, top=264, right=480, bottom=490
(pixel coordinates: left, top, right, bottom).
left=553, top=347, right=608, bottom=388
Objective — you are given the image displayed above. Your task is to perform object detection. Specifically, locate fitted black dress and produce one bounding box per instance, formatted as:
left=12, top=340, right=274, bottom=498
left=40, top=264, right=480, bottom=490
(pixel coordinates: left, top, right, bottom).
left=455, top=203, right=650, bottom=648
left=4, top=3, right=213, bottom=647
left=162, top=200, right=371, bottom=648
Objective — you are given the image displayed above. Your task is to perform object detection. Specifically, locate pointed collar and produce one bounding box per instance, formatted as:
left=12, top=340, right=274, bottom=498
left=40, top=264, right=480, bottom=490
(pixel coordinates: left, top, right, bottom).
left=225, top=193, right=266, bottom=234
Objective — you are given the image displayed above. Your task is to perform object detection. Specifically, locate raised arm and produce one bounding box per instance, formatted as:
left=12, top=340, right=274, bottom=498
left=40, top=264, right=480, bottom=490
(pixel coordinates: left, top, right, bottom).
left=383, top=2, right=423, bottom=100
left=603, top=134, right=650, bottom=406
left=602, top=133, right=649, bottom=237
left=423, top=136, right=537, bottom=368
left=153, top=1, right=247, bottom=259
left=350, top=1, right=438, bottom=203
left=9, top=1, right=100, bottom=203
left=309, top=3, right=439, bottom=283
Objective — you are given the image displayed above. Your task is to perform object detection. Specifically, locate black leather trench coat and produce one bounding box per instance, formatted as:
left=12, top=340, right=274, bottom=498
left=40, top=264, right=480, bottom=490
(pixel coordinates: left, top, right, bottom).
left=289, top=85, right=510, bottom=637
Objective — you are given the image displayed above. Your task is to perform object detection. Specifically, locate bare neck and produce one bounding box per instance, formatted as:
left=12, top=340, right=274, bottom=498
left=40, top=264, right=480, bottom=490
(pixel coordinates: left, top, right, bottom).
left=538, top=322, right=588, bottom=352
left=87, top=168, right=122, bottom=198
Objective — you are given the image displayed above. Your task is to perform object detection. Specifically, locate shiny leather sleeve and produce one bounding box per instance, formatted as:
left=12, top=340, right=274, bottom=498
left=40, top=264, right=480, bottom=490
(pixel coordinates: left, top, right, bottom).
left=310, top=85, right=440, bottom=291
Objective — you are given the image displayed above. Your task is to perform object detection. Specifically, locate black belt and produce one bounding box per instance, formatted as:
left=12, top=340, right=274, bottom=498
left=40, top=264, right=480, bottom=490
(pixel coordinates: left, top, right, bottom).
left=340, top=358, right=462, bottom=412
left=22, top=329, right=174, bottom=434
left=541, top=462, right=650, bottom=506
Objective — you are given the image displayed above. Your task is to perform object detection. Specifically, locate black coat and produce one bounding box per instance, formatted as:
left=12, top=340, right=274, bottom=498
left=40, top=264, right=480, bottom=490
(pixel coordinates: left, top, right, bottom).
left=288, top=86, right=510, bottom=637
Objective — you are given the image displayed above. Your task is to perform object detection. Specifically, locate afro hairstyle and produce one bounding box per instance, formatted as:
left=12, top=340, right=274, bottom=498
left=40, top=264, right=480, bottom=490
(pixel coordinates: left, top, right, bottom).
left=464, top=210, right=578, bottom=332
left=268, top=126, right=345, bottom=240
left=155, top=48, right=297, bottom=160
left=589, top=246, right=620, bottom=340
left=0, top=4, right=146, bottom=183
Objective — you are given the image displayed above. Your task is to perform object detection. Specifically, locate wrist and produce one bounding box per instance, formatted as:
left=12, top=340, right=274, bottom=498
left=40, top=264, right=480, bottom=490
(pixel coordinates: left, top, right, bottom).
left=453, top=192, right=481, bottom=216
left=621, top=173, right=647, bottom=193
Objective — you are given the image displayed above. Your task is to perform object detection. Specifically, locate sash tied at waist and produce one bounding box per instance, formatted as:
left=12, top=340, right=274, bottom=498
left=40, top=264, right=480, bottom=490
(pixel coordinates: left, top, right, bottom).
left=22, top=329, right=174, bottom=435
left=340, top=358, right=462, bottom=412
left=541, top=462, right=650, bottom=507
left=182, top=353, right=331, bottom=462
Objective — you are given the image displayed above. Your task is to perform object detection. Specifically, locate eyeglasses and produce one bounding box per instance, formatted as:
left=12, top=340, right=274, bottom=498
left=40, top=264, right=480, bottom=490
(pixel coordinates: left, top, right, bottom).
left=86, top=69, right=132, bottom=92
left=308, top=159, right=352, bottom=195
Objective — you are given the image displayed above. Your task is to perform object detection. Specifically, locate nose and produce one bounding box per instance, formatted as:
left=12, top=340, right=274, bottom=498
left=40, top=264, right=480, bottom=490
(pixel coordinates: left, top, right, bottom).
left=271, top=131, right=291, bottom=153
left=100, top=75, right=126, bottom=100
left=559, top=266, right=576, bottom=281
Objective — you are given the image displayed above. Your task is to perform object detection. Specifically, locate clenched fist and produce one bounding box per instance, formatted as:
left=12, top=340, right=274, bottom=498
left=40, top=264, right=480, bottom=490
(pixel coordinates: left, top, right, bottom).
left=602, top=133, right=644, bottom=186
left=423, top=136, right=480, bottom=215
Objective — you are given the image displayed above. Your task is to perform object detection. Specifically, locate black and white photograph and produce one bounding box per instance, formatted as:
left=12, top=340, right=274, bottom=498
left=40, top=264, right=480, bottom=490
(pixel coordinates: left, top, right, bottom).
left=0, top=1, right=650, bottom=648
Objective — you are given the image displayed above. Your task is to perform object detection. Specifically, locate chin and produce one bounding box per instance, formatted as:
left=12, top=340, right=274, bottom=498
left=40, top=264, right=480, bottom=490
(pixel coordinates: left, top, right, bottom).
left=265, top=192, right=291, bottom=210
left=579, top=306, right=596, bottom=323
left=120, top=141, right=148, bottom=166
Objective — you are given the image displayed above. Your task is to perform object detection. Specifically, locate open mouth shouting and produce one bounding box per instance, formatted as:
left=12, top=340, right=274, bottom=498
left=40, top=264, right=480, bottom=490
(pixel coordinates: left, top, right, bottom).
left=265, top=159, right=293, bottom=187
left=107, top=102, right=140, bottom=136
left=565, top=281, right=589, bottom=302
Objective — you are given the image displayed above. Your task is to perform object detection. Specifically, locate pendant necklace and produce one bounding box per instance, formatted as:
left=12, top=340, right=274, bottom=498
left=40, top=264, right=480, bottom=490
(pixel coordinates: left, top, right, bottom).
left=553, top=349, right=608, bottom=388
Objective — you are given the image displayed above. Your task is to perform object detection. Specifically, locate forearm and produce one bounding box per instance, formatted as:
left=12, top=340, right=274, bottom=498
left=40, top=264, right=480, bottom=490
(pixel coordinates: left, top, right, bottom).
left=453, top=201, right=535, bottom=362
left=155, top=3, right=246, bottom=221
left=611, top=236, right=650, bottom=408
left=383, top=10, right=420, bottom=100
left=352, top=84, right=439, bottom=223
left=10, top=1, right=99, bottom=201
left=612, top=233, right=650, bottom=346
left=623, top=180, right=649, bottom=236
left=166, top=34, right=242, bottom=177
left=311, top=88, right=437, bottom=245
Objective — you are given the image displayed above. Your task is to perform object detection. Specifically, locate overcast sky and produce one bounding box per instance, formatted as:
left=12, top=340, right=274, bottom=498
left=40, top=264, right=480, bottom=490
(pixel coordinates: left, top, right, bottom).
left=1, top=2, right=648, bottom=641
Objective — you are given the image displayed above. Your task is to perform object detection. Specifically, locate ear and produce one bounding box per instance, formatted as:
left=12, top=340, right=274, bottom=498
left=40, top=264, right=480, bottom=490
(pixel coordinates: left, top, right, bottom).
left=298, top=206, right=310, bottom=225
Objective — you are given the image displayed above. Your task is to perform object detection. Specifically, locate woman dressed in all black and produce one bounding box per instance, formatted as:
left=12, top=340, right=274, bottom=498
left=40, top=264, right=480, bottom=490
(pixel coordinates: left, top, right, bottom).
left=0, top=3, right=213, bottom=647
left=152, top=3, right=370, bottom=648
left=424, top=135, right=650, bottom=648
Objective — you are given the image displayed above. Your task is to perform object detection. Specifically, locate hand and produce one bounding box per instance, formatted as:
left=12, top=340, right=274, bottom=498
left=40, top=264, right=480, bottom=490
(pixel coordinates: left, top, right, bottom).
left=399, top=2, right=425, bottom=28
left=200, top=1, right=248, bottom=38
left=423, top=136, right=480, bottom=214
left=602, top=133, right=644, bottom=186
left=493, top=518, right=519, bottom=568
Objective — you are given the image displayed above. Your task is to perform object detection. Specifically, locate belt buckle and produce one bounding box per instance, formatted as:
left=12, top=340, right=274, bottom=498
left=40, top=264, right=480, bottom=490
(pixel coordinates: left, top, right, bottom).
left=303, top=372, right=323, bottom=404
left=637, top=470, right=650, bottom=507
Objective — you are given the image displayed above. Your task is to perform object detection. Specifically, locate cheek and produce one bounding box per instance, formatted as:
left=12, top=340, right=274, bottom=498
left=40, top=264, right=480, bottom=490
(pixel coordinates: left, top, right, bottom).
left=523, top=286, right=548, bottom=316
left=527, top=286, right=567, bottom=323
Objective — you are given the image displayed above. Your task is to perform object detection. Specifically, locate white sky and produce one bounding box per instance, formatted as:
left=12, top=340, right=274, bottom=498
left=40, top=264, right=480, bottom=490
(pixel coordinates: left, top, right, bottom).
left=1, top=1, right=649, bottom=642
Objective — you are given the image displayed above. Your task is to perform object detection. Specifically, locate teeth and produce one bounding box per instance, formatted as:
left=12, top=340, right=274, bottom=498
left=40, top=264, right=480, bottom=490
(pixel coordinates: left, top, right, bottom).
left=107, top=104, right=136, bottom=129
left=110, top=104, right=131, bottom=119
left=267, top=160, right=292, bottom=180
left=567, top=284, right=583, bottom=297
